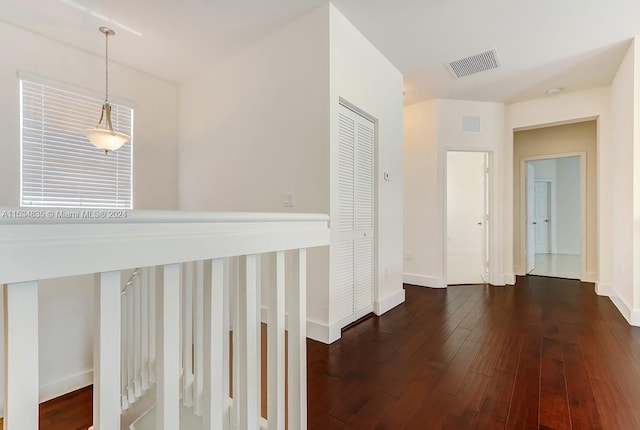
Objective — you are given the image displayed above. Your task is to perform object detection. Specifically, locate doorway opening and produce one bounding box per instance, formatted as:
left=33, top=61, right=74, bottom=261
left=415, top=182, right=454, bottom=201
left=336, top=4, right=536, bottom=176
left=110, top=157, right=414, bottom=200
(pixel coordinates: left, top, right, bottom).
left=446, top=151, right=490, bottom=285
left=523, top=154, right=584, bottom=279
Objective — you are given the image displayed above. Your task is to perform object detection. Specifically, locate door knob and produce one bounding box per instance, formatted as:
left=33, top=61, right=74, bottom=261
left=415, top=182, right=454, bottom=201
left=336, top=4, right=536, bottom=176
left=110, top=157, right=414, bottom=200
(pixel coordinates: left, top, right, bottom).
left=477, top=222, right=482, bottom=225
left=545, top=219, right=549, bottom=222
left=533, top=222, right=537, bottom=225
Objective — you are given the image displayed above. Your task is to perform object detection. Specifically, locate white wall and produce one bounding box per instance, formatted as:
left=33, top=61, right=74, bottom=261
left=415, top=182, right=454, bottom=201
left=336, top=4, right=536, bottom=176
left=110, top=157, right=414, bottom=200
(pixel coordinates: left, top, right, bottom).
left=328, top=4, right=404, bottom=340
left=555, top=156, right=581, bottom=255
left=404, top=99, right=507, bottom=287
left=530, top=159, right=557, bottom=180
left=404, top=100, right=441, bottom=286
left=0, top=21, right=179, bottom=413
left=178, top=6, right=332, bottom=339
left=505, top=86, right=612, bottom=294
left=610, top=37, right=640, bottom=323
left=178, top=7, right=329, bottom=215
left=179, top=5, right=404, bottom=343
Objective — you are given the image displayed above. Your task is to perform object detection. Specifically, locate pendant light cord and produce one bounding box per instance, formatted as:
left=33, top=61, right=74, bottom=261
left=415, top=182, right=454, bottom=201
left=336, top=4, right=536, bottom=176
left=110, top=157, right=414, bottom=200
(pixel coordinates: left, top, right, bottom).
left=104, top=30, right=109, bottom=104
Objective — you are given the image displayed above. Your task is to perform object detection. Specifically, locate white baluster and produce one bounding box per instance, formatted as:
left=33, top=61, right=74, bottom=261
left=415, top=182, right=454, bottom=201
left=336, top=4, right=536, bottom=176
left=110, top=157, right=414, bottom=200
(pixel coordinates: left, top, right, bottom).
left=140, top=267, right=150, bottom=391
left=148, top=267, right=157, bottom=383
left=231, top=257, right=240, bottom=429
left=156, top=264, right=181, bottom=430
left=133, top=273, right=142, bottom=398
left=194, top=260, right=205, bottom=415
left=3, top=281, right=39, bottom=430
left=268, top=251, right=286, bottom=430
left=183, top=261, right=194, bottom=408
left=255, top=255, right=262, bottom=422
left=94, top=271, right=122, bottom=430
left=223, top=258, right=231, bottom=426
left=288, top=249, right=307, bottom=430
left=127, top=273, right=135, bottom=404
left=203, top=259, right=229, bottom=430
left=121, top=290, right=129, bottom=410
left=237, top=255, right=260, bottom=430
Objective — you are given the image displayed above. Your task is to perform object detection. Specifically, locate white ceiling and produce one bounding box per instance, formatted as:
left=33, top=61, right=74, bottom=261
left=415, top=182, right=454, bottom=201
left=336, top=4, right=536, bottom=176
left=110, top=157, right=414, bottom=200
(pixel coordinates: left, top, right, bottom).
left=2, top=0, right=639, bottom=105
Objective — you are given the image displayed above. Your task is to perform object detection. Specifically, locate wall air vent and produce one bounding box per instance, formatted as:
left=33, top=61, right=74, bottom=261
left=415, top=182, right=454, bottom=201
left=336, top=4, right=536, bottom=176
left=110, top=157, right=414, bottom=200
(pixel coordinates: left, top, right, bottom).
left=462, top=115, right=481, bottom=133
left=445, top=48, right=501, bottom=79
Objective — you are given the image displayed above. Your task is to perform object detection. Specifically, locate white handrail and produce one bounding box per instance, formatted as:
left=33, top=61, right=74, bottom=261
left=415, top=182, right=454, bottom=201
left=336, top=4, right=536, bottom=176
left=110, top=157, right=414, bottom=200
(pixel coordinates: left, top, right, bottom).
left=0, top=208, right=330, bottom=430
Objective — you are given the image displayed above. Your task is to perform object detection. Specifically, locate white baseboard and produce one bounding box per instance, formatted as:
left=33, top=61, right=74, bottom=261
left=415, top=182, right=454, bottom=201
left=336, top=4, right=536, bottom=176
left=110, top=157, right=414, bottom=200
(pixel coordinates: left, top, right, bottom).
left=260, top=305, right=270, bottom=324
left=40, top=369, right=93, bottom=404
left=308, top=290, right=406, bottom=344
left=402, top=273, right=516, bottom=288
left=307, top=318, right=329, bottom=343
left=403, top=273, right=446, bottom=288
left=375, top=289, right=405, bottom=315
left=489, top=274, right=511, bottom=286
left=261, top=305, right=340, bottom=344
left=610, top=295, right=633, bottom=325
left=3, top=370, right=94, bottom=418
left=582, top=272, right=597, bottom=283
left=608, top=292, right=640, bottom=326
left=307, top=319, right=340, bottom=344
left=261, top=305, right=292, bottom=328
left=602, top=288, right=640, bottom=327
left=595, top=282, right=612, bottom=296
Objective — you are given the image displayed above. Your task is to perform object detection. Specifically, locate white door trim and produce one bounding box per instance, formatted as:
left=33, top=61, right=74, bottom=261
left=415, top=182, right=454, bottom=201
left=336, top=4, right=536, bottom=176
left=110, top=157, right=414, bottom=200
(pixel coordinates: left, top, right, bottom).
left=519, top=151, right=588, bottom=281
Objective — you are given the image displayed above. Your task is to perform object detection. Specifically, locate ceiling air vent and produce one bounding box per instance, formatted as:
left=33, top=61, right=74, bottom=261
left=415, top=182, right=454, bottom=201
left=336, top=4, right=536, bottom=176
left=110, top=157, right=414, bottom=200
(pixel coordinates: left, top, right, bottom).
left=445, top=48, right=501, bottom=79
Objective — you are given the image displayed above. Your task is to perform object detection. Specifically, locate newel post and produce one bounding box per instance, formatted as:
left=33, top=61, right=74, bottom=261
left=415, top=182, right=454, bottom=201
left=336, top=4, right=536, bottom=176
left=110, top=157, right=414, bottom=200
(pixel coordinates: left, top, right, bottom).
left=3, top=281, right=39, bottom=430
left=93, top=271, right=122, bottom=430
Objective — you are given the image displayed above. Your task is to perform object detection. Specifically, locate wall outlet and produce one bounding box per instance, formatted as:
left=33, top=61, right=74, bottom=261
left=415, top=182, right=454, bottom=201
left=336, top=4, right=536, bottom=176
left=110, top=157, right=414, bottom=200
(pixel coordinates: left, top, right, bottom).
left=405, top=252, right=413, bottom=261
left=283, top=192, right=295, bottom=207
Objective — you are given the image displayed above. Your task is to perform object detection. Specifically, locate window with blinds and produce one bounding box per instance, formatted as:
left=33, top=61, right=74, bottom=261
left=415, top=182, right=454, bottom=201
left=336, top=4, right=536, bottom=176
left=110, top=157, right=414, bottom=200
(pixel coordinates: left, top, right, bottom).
left=20, top=77, right=133, bottom=209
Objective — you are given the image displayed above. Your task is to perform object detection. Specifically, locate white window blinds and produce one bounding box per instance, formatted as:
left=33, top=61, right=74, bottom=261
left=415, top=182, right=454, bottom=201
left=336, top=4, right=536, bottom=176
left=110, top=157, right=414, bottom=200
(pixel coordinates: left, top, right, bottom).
left=20, top=77, right=133, bottom=209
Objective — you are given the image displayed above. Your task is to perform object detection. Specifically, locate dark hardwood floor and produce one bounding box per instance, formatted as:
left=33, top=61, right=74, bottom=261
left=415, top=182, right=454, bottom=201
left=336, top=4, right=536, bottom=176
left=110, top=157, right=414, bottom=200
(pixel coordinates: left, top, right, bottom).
left=9, top=276, right=640, bottom=429
left=0, top=385, right=94, bottom=430
left=307, top=277, right=640, bottom=430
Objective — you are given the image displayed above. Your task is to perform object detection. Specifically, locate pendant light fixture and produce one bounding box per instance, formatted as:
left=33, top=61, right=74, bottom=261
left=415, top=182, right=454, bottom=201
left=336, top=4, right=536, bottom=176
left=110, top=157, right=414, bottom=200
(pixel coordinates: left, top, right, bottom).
left=85, top=26, right=130, bottom=154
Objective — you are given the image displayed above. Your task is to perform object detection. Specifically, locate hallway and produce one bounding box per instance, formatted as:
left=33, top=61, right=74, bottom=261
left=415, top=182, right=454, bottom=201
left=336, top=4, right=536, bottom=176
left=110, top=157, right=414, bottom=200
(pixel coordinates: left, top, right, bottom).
left=530, top=253, right=581, bottom=279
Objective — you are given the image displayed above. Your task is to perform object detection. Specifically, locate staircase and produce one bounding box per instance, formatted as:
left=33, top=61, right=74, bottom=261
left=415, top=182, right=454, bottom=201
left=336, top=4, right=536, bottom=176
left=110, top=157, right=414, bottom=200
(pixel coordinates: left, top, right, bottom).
left=0, top=209, right=329, bottom=430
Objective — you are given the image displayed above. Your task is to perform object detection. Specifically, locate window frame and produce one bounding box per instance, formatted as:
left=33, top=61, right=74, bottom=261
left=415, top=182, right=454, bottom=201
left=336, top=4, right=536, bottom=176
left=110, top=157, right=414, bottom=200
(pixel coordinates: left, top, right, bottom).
left=18, top=72, right=135, bottom=209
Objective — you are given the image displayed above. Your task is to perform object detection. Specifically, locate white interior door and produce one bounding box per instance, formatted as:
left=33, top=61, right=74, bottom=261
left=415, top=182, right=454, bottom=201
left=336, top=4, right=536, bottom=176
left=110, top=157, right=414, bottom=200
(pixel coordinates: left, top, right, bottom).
left=533, top=180, right=551, bottom=253
left=446, top=151, right=488, bottom=285
left=335, top=104, right=374, bottom=326
left=526, top=163, right=536, bottom=272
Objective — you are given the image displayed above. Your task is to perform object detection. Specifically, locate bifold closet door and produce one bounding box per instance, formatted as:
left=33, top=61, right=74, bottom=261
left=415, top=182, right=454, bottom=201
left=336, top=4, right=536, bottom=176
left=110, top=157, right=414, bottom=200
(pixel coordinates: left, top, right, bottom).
left=336, top=104, right=374, bottom=325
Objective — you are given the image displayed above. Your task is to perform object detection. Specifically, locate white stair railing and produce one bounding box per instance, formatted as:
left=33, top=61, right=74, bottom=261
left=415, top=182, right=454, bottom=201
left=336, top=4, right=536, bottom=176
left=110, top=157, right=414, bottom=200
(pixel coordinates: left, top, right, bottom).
left=121, top=260, right=214, bottom=422
left=0, top=209, right=329, bottom=430
left=121, top=268, right=156, bottom=412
